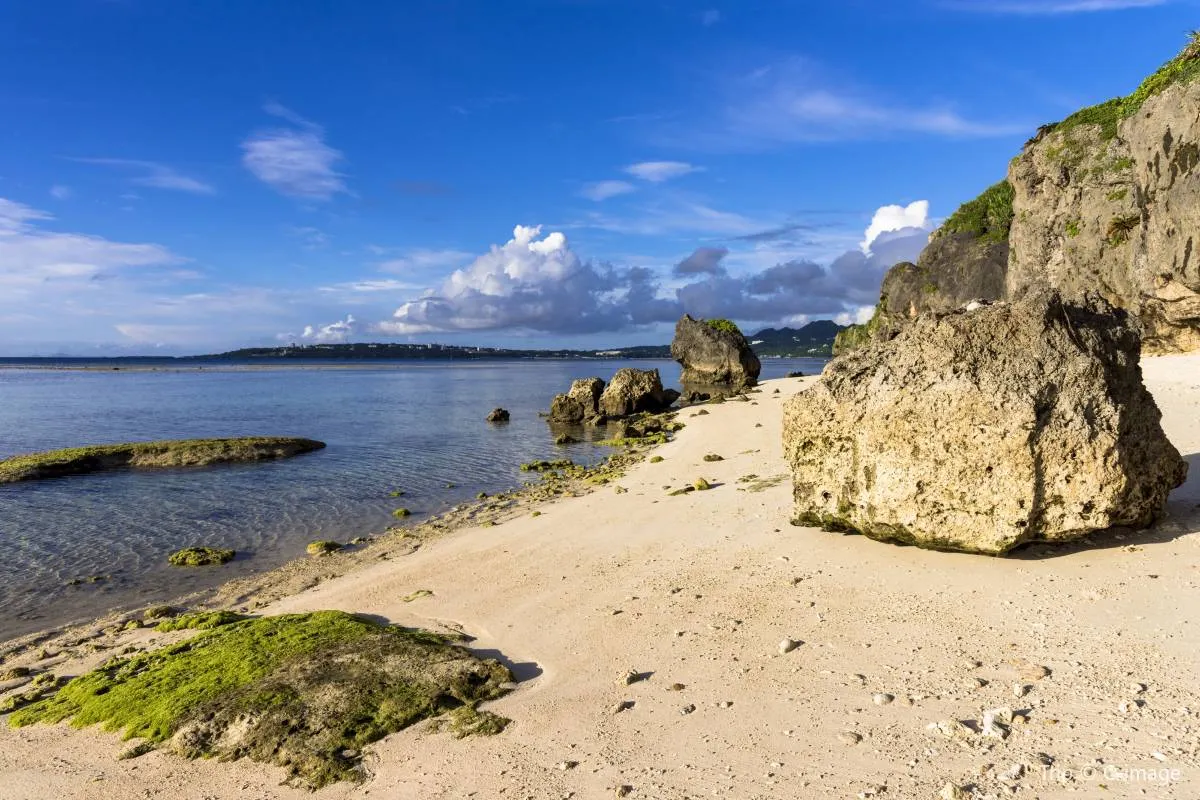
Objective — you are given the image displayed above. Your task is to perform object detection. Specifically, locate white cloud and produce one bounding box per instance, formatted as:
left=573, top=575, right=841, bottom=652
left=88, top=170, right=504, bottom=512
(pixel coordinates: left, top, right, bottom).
left=49, top=185, right=72, bottom=200
left=580, top=180, right=637, bottom=201
left=376, top=248, right=474, bottom=274
left=669, top=57, right=1026, bottom=149
left=319, top=279, right=423, bottom=294
left=578, top=199, right=773, bottom=238
left=72, top=158, right=216, bottom=195
left=381, top=225, right=677, bottom=335
left=0, top=198, right=181, bottom=289
left=624, top=161, right=703, bottom=182
left=861, top=200, right=931, bottom=252
left=700, top=9, right=721, bottom=25
left=301, top=315, right=360, bottom=343
left=943, top=0, right=1166, bottom=12
left=241, top=104, right=347, bottom=200
left=288, top=225, right=329, bottom=249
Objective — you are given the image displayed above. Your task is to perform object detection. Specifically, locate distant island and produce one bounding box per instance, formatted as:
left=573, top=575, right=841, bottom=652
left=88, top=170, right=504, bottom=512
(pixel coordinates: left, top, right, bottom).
left=194, top=320, right=844, bottom=362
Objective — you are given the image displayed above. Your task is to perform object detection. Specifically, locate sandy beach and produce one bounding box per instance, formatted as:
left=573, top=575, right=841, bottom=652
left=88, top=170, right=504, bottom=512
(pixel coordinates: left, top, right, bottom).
left=1, top=359, right=1198, bottom=799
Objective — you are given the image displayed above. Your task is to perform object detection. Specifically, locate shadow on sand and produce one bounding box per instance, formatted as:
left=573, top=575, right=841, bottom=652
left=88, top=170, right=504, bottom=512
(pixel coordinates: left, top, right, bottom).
left=1007, top=450, right=1200, bottom=560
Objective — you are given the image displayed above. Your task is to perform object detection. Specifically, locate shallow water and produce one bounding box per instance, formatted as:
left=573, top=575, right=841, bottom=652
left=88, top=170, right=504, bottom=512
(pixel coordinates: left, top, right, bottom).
left=0, top=357, right=824, bottom=640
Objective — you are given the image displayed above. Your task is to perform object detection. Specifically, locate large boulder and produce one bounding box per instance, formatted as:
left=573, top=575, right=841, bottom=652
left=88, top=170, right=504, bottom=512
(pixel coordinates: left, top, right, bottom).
left=783, top=292, right=1187, bottom=555
left=549, top=377, right=606, bottom=424
left=671, top=315, right=761, bottom=397
left=598, top=368, right=678, bottom=418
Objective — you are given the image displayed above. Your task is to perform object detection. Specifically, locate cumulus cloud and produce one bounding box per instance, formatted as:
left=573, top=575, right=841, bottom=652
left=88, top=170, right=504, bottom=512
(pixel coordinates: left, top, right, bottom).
left=299, top=315, right=360, bottom=343
left=380, top=225, right=676, bottom=335
left=375, top=201, right=931, bottom=337
left=241, top=103, right=347, bottom=200
left=675, top=246, right=728, bottom=276
left=72, top=158, right=215, bottom=195
left=861, top=200, right=931, bottom=252
left=624, top=161, right=703, bottom=182
left=580, top=180, right=636, bottom=201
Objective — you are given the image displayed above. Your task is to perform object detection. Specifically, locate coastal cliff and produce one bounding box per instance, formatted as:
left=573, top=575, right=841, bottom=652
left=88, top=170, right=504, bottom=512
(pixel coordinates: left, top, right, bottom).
left=839, top=35, right=1200, bottom=354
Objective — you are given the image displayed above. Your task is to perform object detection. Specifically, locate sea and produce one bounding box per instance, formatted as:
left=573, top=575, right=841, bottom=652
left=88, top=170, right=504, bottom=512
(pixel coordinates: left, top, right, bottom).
left=0, top=357, right=825, bottom=642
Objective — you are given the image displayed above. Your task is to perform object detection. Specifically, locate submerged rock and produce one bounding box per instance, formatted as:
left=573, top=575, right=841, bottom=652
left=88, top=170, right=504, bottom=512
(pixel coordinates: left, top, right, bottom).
left=549, top=377, right=606, bottom=424
left=671, top=315, right=761, bottom=398
left=598, top=368, right=678, bottom=417
left=167, top=547, right=235, bottom=567
left=485, top=408, right=511, bottom=423
left=783, top=291, right=1187, bottom=555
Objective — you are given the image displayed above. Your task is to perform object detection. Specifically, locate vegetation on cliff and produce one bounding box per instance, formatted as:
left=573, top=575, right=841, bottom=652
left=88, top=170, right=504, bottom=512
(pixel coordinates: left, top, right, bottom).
left=9, top=611, right=513, bottom=788
left=933, top=180, right=1015, bottom=244
left=832, top=305, right=886, bottom=356
left=703, top=318, right=743, bottom=337
left=1048, top=33, right=1200, bottom=142
left=0, top=437, right=325, bottom=484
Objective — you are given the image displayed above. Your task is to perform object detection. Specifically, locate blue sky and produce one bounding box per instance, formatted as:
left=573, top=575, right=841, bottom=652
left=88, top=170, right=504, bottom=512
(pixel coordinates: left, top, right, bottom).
left=0, top=0, right=1194, bottom=354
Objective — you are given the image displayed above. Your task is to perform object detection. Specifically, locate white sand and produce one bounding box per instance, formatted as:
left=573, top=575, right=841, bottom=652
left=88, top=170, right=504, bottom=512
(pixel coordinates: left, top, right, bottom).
left=2, top=358, right=1199, bottom=799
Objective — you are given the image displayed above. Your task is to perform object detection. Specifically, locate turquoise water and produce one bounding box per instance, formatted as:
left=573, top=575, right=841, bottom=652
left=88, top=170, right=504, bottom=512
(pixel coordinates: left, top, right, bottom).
left=0, top=358, right=824, bottom=640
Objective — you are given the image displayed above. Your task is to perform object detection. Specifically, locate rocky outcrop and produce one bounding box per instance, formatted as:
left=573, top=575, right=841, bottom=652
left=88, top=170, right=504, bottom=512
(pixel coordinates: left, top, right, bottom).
left=1007, top=66, right=1200, bottom=353
left=670, top=315, right=761, bottom=397
left=598, top=368, right=678, bottom=418
left=485, top=408, right=510, bottom=423
left=842, top=39, right=1200, bottom=354
left=783, top=292, right=1187, bottom=555
left=549, top=377, right=606, bottom=424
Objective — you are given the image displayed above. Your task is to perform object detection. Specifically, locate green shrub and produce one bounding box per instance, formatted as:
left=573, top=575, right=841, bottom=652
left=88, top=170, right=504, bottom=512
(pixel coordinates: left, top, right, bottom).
left=936, top=180, right=1015, bottom=244
left=704, top=318, right=742, bottom=336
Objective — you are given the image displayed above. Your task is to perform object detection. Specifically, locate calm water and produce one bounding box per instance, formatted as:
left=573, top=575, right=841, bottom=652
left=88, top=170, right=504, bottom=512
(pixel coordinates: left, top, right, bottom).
left=0, top=358, right=825, bottom=640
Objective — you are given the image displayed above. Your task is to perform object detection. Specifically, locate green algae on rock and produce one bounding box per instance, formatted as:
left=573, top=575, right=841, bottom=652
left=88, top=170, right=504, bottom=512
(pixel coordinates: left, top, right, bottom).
left=306, top=540, right=342, bottom=556
left=154, top=611, right=245, bottom=632
left=167, top=547, right=235, bottom=567
left=9, top=611, right=513, bottom=789
left=0, top=437, right=325, bottom=484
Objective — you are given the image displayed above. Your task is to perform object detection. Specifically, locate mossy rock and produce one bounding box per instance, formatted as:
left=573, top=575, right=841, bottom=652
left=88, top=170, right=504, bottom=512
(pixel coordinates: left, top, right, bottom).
left=306, top=540, right=342, bottom=556
left=9, top=611, right=513, bottom=789
left=0, top=437, right=325, bottom=484
left=392, top=508, right=412, bottom=518
left=167, top=547, right=235, bottom=567
left=154, top=611, right=245, bottom=632
left=649, top=456, right=664, bottom=464
left=702, top=454, right=724, bottom=462
left=143, top=605, right=176, bottom=621
left=693, top=477, right=712, bottom=491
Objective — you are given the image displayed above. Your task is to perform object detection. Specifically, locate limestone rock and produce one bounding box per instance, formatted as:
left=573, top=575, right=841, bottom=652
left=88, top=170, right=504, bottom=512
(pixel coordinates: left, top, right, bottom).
left=549, top=377, right=606, bottom=424
left=1008, top=74, right=1200, bottom=353
left=598, top=368, right=677, bottom=418
left=671, top=315, right=761, bottom=398
left=783, top=292, right=1187, bottom=555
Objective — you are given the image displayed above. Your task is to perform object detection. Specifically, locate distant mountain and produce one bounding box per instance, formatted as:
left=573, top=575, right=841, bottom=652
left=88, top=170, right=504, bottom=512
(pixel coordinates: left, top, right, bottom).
left=748, top=320, right=845, bottom=357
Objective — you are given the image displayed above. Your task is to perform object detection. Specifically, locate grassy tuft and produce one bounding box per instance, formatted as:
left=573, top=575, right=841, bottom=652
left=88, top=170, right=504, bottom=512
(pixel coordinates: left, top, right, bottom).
left=934, top=180, right=1015, bottom=244
left=703, top=318, right=743, bottom=337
